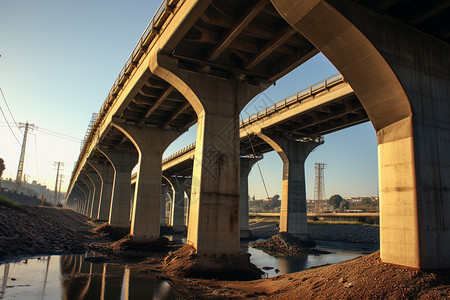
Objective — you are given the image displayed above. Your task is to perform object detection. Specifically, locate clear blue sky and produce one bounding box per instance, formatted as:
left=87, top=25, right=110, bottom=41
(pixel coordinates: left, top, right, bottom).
left=0, top=0, right=378, bottom=199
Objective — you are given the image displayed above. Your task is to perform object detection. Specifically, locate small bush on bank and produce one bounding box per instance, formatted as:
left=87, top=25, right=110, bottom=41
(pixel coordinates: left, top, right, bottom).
left=0, top=196, right=22, bottom=210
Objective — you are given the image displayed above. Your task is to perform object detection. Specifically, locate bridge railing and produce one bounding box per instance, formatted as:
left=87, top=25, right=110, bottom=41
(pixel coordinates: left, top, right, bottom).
left=162, top=74, right=345, bottom=166
left=240, top=73, right=344, bottom=127
left=162, top=142, right=196, bottom=164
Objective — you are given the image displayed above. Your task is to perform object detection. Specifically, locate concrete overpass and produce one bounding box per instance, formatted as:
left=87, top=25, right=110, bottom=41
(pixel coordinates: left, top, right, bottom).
left=66, top=0, right=450, bottom=270
left=159, top=73, right=367, bottom=237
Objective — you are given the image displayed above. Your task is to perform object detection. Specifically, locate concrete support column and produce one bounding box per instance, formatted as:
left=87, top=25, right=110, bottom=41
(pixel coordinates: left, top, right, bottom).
left=272, top=0, right=450, bottom=268
left=89, top=160, right=114, bottom=221
left=102, top=150, right=137, bottom=229
left=169, top=178, right=190, bottom=232
left=112, top=122, right=181, bottom=240
left=260, top=133, right=322, bottom=238
left=239, top=156, right=261, bottom=239
left=79, top=174, right=94, bottom=217
left=86, top=164, right=103, bottom=219
left=161, top=184, right=169, bottom=225
left=153, top=55, right=267, bottom=254
left=184, top=186, right=191, bottom=227
left=73, top=185, right=86, bottom=213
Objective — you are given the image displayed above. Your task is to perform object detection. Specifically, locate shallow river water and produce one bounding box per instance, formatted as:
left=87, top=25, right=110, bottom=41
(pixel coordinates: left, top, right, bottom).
left=0, top=241, right=378, bottom=299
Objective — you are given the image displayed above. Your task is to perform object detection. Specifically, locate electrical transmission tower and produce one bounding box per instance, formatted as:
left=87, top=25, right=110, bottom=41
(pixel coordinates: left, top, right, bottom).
left=314, top=162, right=327, bottom=213
left=15, top=122, right=36, bottom=190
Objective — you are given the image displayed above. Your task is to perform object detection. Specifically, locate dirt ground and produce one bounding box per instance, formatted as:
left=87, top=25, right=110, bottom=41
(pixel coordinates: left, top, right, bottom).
left=0, top=203, right=449, bottom=299
left=159, top=252, right=450, bottom=299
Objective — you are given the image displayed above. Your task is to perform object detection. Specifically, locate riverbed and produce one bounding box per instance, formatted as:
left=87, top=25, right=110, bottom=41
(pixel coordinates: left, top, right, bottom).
left=0, top=241, right=378, bottom=299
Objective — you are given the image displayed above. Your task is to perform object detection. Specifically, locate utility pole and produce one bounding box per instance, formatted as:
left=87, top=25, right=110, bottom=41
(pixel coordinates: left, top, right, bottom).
left=53, top=162, right=64, bottom=203
left=58, top=174, right=64, bottom=202
left=15, top=122, right=36, bottom=191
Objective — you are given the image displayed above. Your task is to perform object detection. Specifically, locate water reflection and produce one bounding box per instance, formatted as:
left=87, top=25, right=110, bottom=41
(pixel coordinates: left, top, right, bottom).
left=0, top=241, right=378, bottom=298
left=243, top=240, right=378, bottom=278
left=0, top=254, right=177, bottom=299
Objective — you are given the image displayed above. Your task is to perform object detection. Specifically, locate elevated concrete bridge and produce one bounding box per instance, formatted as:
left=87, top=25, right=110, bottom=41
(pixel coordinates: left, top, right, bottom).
left=66, top=0, right=450, bottom=269
left=158, top=74, right=366, bottom=236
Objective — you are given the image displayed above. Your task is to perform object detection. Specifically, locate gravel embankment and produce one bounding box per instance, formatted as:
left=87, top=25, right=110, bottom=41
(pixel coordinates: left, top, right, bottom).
left=0, top=190, right=45, bottom=206
left=249, top=222, right=380, bottom=245
left=0, top=204, right=97, bottom=260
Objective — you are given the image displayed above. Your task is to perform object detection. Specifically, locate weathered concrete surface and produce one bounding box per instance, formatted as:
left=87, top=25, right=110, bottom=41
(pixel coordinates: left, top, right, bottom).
left=271, top=0, right=450, bottom=269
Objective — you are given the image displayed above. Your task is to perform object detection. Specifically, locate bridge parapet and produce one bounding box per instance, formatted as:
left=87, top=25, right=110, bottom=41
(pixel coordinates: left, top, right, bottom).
left=240, top=73, right=344, bottom=127
left=162, top=142, right=196, bottom=165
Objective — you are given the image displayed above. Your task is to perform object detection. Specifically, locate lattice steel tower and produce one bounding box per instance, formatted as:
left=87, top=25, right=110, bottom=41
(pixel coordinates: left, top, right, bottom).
left=314, top=162, right=327, bottom=213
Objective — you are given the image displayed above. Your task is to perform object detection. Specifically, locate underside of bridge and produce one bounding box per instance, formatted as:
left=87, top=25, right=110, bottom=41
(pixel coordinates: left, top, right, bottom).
left=66, top=0, right=449, bottom=270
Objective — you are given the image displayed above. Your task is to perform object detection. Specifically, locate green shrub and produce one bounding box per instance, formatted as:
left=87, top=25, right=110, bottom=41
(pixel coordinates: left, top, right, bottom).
left=0, top=196, right=22, bottom=210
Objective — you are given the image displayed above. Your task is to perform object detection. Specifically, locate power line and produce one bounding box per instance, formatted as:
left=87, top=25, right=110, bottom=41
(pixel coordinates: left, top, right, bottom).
left=240, top=114, right=270, bottom=200
left=0, top=104, right=21, bottom=146
left=0, top=88, right=22, bottom=133
left=37, top=126, right=81, bottom=142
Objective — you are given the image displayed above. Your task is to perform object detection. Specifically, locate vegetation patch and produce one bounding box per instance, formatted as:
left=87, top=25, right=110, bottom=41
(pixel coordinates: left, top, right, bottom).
left=0, top=196, right=22, bottom=210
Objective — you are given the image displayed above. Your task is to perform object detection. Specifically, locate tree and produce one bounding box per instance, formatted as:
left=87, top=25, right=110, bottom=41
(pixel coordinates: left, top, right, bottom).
left=0, top=158, right=5, bottom=178
left=328, top=194, right=343, bottom=209
left=339, top=199, right=350, bottom=211
left=269, top=194, right=280, bottom=206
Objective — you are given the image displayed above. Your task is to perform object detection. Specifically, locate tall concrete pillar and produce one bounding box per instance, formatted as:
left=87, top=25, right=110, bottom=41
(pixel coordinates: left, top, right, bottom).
left=161, top=184, right=169, bottom=225
left=73, top=185, right=86, bottom=213
left=83, top=172, right=98, bottom=219
left=260, top=132, right=322, bottom=238
left=184, top=186, right=191, bottom=227
left=272, top=0, right=450, bottom=268
left=73, top=185, right=84, bottom=213
left=102, top=149, right=137, bottom=229
left=239, top=156, right=261, bottom=239
left=112, top=122, right=181, bottom=240
left=169, top=177, right=190, bottom=232
left=152, top=55, right=268, bottom=254
left=89, top=159, right=114, bottom=221
left=86, top=163, right=103, bottom=219
left=79, top=174, right=94, bottom=217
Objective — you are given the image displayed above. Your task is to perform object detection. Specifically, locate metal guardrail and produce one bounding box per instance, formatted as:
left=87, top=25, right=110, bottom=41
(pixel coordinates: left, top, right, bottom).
left=162, top=142, right=196, bottom=164
left=240, top=73, right=344, bottom=127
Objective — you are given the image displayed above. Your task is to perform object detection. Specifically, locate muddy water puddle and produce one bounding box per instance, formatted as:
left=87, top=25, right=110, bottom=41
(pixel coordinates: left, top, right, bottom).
left=0, top=239, right=378, bottom=299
